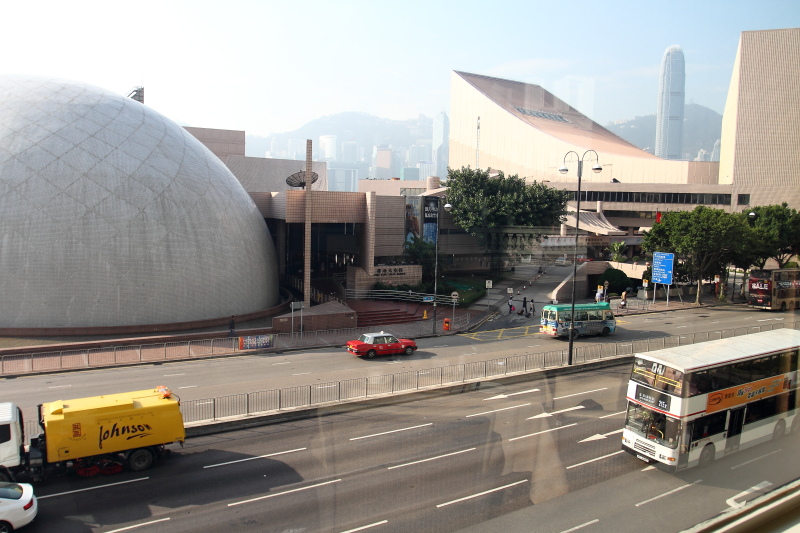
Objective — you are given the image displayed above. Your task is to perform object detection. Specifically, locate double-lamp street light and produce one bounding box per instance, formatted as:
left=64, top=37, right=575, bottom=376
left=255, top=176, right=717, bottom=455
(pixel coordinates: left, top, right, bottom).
left=559, top=150, right=602, bottom=365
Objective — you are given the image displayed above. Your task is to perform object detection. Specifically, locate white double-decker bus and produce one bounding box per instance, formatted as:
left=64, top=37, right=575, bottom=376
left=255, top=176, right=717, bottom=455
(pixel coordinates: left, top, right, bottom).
left=622, top=328, right=800, bottom=471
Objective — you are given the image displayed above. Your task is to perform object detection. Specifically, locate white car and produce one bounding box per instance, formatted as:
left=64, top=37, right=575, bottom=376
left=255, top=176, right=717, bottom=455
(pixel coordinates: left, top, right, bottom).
left=0, top=482, right=37, bottom=532
left=554, top=257, right=571, bottom=266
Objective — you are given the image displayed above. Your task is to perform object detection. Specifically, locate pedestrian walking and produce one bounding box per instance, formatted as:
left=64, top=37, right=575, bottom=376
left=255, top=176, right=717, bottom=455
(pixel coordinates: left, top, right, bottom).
left=508, top=298, right=513, bottom=314
left=522, top=296, right=527, bottom=312
left=595, top=289, right=603, bottom=303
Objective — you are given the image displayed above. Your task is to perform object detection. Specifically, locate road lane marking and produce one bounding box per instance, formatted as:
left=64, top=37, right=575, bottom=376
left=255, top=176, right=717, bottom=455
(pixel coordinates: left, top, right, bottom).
left=567, top=450, right=626, bottom=469
left=178, top=385, right=197, bottom=389
left=634, top=479, right=703, bottom=506
left=528, top=405, right=584, bottom=419
left=466, top=403, right=531, bottom=417
left=553, top=387, right=608, bottom=400
left=205, top=448, right=307, bottom=468
left=292, top=372, right=311, bottom=376
left=560, top=519, right=600, bottom=533
left=351, top=423, right=433, bottom=441
left=600, top=410, right=626, bottom=418
left=578, top=428, right=624, bottom=442
left=484, top=388, right=540, bottom=400
left=340, top=521, right=389, bottom=533
left=48, top=385, right=72, bottom=389
left=272, top=361, right=291, bottom=365
left=106, top=518, right=171, bottom=532
left=725, top=481, right=772, bottom=509
left=228, top=478, right=341, bottom=506
left=731, top=450, right=781, bottom=470
left=509, top=423, right=577, bottom=441
left=436, top=479, right=528, bottom=508
left=388, top=448, right=475, bottom=470
left=38, top=477, right=149, bottom=499
left=163, top=373, right=185, bottom=376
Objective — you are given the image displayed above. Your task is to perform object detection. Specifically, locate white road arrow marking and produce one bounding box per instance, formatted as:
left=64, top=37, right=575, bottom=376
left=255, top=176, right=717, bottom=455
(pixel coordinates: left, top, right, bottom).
left=528, top=405, right=585, bottom=419
left=484, top=388, right=540, bottom=400
left=579, top=428, right=624, bottom=442
left=725, top=481, right=773, bottom=510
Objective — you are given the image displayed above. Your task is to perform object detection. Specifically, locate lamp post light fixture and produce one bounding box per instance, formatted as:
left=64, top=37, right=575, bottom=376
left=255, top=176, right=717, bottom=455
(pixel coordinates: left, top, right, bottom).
left=559, top=150, right=602, bottom=365
left=432, top=199, right=453, bottom=334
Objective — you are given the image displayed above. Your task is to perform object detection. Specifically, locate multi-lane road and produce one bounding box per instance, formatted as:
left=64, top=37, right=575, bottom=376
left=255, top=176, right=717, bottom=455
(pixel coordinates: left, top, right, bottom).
left=4, top=306, right=799, bottom=532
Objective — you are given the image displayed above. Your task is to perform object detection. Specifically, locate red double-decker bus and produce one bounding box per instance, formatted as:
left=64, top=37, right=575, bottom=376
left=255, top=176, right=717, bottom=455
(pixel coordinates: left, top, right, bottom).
left=748, top=268, right=800, bottom=311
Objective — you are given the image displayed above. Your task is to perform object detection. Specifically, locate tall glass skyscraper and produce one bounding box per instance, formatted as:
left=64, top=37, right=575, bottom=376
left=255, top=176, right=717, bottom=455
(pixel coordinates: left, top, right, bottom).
left=432, top=111, right=449, bottom=179
left=655, top=45, right=685, bottom=160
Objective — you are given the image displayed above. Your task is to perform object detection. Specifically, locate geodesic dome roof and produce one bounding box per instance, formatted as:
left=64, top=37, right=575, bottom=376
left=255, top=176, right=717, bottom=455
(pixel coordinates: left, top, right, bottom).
left=0, top=76, right=279, bottom=328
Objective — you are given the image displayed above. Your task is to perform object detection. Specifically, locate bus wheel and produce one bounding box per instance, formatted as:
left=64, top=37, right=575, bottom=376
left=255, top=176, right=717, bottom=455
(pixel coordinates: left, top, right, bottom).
left=570, top=329, right=579, bottom=340
left=601, top=327, right=611, bottom=337
left=791, top=416, right=800, bottom=435
left=780, top=302, right=787, bottom=311
left=773, top=419, right=786, bottom=440
left=698, top=444, right=715, bottom=467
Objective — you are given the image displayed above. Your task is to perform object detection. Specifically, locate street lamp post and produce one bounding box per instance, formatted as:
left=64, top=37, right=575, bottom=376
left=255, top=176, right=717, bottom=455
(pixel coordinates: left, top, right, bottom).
left=559, top=150, right=602, bottom=365
left=432, top=199, right=453, bottom=334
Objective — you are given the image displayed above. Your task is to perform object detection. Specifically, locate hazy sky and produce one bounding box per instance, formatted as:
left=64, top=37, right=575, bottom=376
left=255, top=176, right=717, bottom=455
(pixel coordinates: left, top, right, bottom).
left=3, top=0, right=798, bottom=137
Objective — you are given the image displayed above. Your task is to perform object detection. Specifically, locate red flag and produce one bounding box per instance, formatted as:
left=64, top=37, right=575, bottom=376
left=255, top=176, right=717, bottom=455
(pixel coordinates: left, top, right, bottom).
left=655, top=211, right=662, bottom=223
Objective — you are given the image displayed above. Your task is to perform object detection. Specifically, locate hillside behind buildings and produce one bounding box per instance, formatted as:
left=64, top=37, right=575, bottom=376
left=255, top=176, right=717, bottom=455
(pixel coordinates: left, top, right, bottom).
left=245, top=103, right=722, bottom=170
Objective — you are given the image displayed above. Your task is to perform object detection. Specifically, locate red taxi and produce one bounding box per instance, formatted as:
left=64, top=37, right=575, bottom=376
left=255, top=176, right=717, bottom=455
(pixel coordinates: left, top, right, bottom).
left=346, top=332, right=418, bottom=359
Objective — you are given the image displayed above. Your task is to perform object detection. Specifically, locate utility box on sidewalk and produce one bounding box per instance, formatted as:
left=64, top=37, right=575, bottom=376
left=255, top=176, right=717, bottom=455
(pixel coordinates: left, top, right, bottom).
left=443, top=318, right=451, bottom=331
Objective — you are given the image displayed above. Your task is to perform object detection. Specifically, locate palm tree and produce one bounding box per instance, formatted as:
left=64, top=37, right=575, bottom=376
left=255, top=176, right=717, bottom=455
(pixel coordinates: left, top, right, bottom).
left=606, top=241, right=628, bottom=263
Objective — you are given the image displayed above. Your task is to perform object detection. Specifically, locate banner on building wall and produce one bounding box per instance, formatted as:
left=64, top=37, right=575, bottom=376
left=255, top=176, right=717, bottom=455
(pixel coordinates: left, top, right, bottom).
left=405, top=196, right=421, bottom=243
left=423, top=197, right=439, bottom=245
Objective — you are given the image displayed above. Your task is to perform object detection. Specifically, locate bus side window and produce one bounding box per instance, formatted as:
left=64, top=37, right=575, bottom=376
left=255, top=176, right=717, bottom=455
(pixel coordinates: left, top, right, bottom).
left=688, top=371, right=710, bottom=396
left=588, top=310, right=602, bottom=320
left=689, top=412, right=726, bottom=443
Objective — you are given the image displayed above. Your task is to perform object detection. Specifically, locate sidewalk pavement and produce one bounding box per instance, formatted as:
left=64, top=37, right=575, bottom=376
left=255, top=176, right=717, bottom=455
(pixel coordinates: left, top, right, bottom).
left=466, top=263, right=741, bottom=330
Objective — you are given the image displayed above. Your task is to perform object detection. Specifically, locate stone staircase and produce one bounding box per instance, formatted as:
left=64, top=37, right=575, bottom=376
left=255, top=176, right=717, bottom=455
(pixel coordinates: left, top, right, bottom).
left=346, top=300, right=424, bottom=328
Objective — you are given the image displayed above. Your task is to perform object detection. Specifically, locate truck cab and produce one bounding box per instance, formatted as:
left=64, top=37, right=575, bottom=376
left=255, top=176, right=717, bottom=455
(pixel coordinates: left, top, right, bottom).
left=0, top=403, right=25, bottom=481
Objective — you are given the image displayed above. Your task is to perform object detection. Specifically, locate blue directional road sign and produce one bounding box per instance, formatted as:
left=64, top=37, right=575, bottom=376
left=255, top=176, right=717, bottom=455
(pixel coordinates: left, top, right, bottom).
left=651, top=252, right=675, bottom=285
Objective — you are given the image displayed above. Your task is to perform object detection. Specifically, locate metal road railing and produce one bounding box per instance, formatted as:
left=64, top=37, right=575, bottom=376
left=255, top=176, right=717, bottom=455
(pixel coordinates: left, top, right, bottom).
left=0, top=313, right=473, bottom=377
left=178, top=320, right=799, bottom=425
left=17, top=320, right=800, bottom=442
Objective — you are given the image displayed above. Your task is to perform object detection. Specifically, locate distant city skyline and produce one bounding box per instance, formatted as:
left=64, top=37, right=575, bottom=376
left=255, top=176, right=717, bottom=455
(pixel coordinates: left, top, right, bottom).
left=3, top=1, right=797, bottom=137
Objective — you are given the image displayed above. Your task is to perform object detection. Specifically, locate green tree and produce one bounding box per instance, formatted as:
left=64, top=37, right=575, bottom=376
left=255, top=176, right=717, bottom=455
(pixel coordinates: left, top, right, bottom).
left=444, top=167, right=570, bottom=235
left=605, top=241, right=627, bottom=262
left=744, top=204, right=800, bottom=268
left=403, top=235, right=436, bottom=285
left=642, top=206, right=749, bottom=305
left=598, top=266, right=631, bottom=295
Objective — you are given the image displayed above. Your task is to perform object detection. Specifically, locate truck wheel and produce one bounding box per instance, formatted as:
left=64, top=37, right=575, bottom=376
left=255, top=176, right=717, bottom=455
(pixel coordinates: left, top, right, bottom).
left=128, top=448, right=155, bottom=471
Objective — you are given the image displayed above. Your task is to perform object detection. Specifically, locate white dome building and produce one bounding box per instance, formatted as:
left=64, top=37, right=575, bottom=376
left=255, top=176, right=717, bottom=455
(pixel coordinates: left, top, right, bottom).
left=0, top=76, right=279, bottom=329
